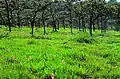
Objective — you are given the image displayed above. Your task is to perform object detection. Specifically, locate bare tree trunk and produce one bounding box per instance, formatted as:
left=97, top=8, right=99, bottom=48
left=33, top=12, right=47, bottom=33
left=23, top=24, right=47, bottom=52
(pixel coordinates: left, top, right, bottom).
left=78, top=16, right=81, bottom=31
left=57, top=20, right=60, bottom=30
left=93, top=22, right=95, bottom=32
left=70, top=10, right=73, bottom=34
left=53, top=24, right=54, bottom=32
left=103, top=16, right=107, bottom=32
left=90, top=15, right=93, bottom=36
left=62, top=19, right=65, bottom=29
left=42, top=12, right=46, bottom=34
left=101, top=16, right=103, bottom=33
left=54, top=21, right=57, bottom=32
left=5, top=0, right=11, bottom=32
left=31, top=21, right=34, bottom=36
left=97, top=18, right=100, bottom=30
left=81, top=17, right=85, bottom=32
left=30, top=10, right=38, bottom=36
left=52, top=21, right=57, bottom=32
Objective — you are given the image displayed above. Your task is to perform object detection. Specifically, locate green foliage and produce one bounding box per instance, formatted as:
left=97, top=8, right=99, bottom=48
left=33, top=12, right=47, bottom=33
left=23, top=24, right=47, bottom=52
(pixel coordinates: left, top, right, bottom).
left=0, top=27, right=120, bottom=78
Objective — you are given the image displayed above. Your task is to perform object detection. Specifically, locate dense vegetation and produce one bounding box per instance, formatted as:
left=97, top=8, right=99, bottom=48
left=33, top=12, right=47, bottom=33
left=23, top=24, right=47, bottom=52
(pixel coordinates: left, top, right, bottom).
left=0, top=26, right=120, bottom=78
left=1, top=0, right=120, bottom=79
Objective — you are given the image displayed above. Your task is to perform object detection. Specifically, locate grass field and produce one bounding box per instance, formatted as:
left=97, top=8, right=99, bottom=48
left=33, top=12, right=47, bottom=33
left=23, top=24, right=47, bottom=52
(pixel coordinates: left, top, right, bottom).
left=0, top=26, right=120, bottom=79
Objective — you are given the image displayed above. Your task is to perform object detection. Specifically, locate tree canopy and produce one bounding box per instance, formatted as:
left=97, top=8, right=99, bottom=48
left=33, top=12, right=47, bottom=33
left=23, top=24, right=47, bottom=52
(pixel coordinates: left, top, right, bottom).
left=0, top=0, right=120, bottom=36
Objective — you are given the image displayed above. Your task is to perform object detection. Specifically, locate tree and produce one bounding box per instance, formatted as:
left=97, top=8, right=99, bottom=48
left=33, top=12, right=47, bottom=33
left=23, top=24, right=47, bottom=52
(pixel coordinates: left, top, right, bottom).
left=83, top=0, right=107, bottom=36
left=65, top=0, right=74, bottom=34
left=4, top=0, right=11, bottom=32
left=23, top=0, right=42, bottom=36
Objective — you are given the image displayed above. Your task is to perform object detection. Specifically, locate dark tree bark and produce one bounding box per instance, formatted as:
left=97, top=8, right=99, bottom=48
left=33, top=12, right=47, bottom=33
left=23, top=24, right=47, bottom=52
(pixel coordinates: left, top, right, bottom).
left=31, top=21, right=34, bottom=36
left=104, top=18, right=107, bottom=32
left=69, top=10, right=73, bottom=34
left=78, top=15, right=81, bottom=31
left=42, top=11, right=46, bottom=34
left=81, top=17, right=85, bottom=32
left=62, top=19, right=65, bottom=29
left=30, top=10, right=38, bottom=36
left=90, top=15, right=93, bottom=36
left=93, top=22, right=95, bottom=32
left=97, top=18, right=100, bottom=30
left=101, top=16, right=103, bottom=33
left=57, top=20, right=60, bottom=30
left=5, top=0, right=11, bottom=32
left=52, top=21, right=57, bottom=32
left=54, top=21, right=57, bottom=32
left=53, top=22, right=55, bottom=32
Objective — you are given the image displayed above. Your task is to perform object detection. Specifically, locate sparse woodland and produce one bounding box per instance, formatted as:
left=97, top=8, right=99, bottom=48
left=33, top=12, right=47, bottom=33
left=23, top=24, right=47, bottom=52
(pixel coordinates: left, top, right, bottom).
left=0, top=0, right=120, bottom=36
left=1, top=0, right=120, bottom=79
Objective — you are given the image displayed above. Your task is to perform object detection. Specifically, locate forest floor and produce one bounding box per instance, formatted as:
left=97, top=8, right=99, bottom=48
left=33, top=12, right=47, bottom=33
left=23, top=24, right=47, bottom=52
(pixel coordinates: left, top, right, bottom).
left=0, top=26, right=120, bottom=79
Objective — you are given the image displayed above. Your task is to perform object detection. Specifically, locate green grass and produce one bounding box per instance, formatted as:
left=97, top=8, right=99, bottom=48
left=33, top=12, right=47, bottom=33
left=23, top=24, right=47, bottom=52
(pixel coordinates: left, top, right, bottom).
left=0, top=26, right=120, bottom=79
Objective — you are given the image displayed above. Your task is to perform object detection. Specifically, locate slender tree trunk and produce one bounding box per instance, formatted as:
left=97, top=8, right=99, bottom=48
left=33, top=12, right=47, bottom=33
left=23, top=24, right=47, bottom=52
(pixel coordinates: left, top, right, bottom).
left=53, top=24, right=54, bottom=32
left=93, top=22, right=95, bottom=32
left=63, top=19, right=65, bottom=29
left=57, top=20, right=60, bottom=30
left=104, top=19, right=107, bottom=32
left=43, top=21, right=46, bottom=34
left=30, top=10, right=38, bottom=36
left=104, top=16, right=107, bottom=32
left=78, top=16, right=81, bottom=31
left=70, top=10, right=73, bottom=34
left=5, top=0, right=11, bottom=32
left=31, top=21, right=34, bottom=36
left=51, top=16, right=57, bottom=32
left=52, top=21, right=57, bottom=32
left=97, top=18, right=100, bottom=30
left=42, top=12, right=46, bottom=34
left=90, top=15, right=93, bottom=36
left=54, top=21, right=57, bottom=32
left=101, top=16, right=103, bottom=33
left=10, top=10, right=13, bottom=26
left=81, top=17, right=85, bottom=32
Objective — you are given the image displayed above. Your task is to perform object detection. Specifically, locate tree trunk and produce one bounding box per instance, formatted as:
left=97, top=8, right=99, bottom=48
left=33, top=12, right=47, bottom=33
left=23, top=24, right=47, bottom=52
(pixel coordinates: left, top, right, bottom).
left=93, top=22, right=95, bottom=32
left=63, top=19, right=65, bottom=29
left=97, top=18, right=100, bottom=30
left=101, top=16, right=103, bottom=33
left=42, top=12, right=46, bottom=34
left=57, top=20, right=60, bottom=30
left=81, top=17, right=85, bottom=32
left=31, top=21, right=34, bottom=36
left=30, top=10, right=38, bottom=36
left=90, top=15, right=93, bottom=36
left=5, top=0, right=11, bottom=32
left=70, top=11, right=73, bottom=34
left=53, top=23, right=54, bottom=32
left=52, top=17, right=57, bottom=32
left=104, top=19, right=107, bottom=32
left=43, top=21, right=46, bottom=34
left=103, top=16, right=107, bottom=32
left=54, top=21, right=57, bottom=32
left=78, top=16, right=81, bottom=31
left=10, top=11, right=13, bottom=26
